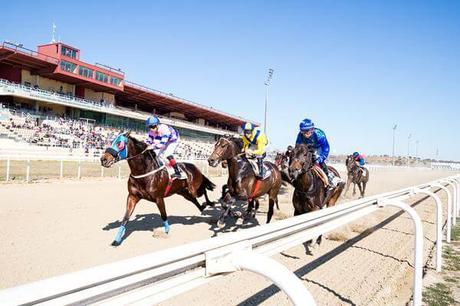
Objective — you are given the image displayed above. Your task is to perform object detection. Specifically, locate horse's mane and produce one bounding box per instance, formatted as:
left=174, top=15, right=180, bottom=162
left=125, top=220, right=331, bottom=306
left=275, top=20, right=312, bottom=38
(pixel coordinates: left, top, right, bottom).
left=128, top=134, right=147, bottom=150
left=127, top=134, right=157, bottom=161
left=221, top=135, right=244, bottom=153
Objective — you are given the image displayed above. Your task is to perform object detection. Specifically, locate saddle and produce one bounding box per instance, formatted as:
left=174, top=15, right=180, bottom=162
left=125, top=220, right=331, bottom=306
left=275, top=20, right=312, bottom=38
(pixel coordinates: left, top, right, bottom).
left=311, top=165, right=329, bottom=187
left=247, top=159, right=272, bottom=180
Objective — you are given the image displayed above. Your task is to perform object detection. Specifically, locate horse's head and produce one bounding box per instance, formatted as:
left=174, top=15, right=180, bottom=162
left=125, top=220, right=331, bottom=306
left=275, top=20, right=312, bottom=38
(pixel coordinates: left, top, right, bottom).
left=345, top=154, right=356, bottom=171
left=100, top=132, right=130, bottom=168
left=208, top=135, right=242, bottom=167
left=288, top=144, right=315, bottom=180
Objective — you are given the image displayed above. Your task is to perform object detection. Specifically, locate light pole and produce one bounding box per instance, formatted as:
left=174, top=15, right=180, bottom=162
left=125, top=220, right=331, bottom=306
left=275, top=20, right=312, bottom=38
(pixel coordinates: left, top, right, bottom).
left=392, top=124, right=397, bottom=166
left=264, top=68, right=274, bottom=135
left=415, top=140, right=419, bottom=160
left=407, top=133, right=412, bottom=166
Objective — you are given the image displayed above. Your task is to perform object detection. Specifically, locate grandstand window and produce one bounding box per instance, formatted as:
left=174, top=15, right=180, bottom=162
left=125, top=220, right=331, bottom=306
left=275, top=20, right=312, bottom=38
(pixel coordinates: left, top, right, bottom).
left=110, top=77, right=121, bottom=86
left=61, top=46, right=77, bottom=59
left=60, top=60, right=77, bottom=73
left=95, top=71, right=109, bottom=83
left=78, top=66, right=94, bottom=78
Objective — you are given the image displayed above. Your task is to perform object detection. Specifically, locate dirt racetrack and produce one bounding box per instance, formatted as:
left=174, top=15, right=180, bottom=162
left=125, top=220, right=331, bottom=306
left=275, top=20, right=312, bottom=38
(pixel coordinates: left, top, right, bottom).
left=0, top=167, right=456, bottom=305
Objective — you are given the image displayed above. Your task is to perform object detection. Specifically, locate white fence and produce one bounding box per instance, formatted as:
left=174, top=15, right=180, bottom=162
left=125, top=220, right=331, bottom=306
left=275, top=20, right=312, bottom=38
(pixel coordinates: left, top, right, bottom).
left=0, top=155, right=225, bottom=182
left=0, top=175, right=458, bottom=306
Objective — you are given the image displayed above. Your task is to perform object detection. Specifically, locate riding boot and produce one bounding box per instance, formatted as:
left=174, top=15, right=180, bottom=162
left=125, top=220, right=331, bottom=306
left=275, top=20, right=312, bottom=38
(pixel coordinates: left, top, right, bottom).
left=257, top=157, right=265, bottom=179
left=167, top=155, right=181, bottom=178
left=321, top=162, right=336, bottom=188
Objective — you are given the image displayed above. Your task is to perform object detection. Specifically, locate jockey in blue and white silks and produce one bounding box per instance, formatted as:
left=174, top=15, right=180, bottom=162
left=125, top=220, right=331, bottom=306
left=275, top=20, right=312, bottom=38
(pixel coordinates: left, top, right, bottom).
left=295, top=118, right=336, bottom=187
left=145, top=116, right=181, bottom=178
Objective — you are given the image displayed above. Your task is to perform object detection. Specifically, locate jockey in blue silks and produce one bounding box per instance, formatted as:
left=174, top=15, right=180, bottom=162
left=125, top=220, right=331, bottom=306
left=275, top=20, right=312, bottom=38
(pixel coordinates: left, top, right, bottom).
left=295, top=118, right=336, bottom=187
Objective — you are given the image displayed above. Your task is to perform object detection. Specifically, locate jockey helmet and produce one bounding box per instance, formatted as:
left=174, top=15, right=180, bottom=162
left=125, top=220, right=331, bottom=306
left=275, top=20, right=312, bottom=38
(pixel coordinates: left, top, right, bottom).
left=146, top=116, right=160, bottom=128
left=299, top=118, right=314, bottom=132
left=353, top=152, right=359, bottom=158
left=242, top=122, right=254, bottom=132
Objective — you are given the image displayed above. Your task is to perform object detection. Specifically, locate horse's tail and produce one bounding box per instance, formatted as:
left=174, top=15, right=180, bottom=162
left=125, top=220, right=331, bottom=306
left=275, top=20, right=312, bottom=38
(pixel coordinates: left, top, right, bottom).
left=201, top=175, right=216, bottom=192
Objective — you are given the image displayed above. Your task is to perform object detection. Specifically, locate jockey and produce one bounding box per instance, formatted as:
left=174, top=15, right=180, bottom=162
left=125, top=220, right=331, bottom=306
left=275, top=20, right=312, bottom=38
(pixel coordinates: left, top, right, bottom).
left=295, top=118, right=336, bottom=187
left=241, top=122, right=268, bottom=178
left=145, top=116, right=181, bottom=178
left=353, top=151, right=365, bottom=167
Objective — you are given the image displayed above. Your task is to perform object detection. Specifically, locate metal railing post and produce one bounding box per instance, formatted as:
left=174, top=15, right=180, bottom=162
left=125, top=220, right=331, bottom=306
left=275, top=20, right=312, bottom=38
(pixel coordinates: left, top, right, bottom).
left=377, top=198, right=423, bottom=306
left=77, top=160, right=81, bottom=179
left=446, top=178, right=460, bottom=217
left=60, top=160, right=64, bottom=179
left=232, top=251, right=317, bottom=306
left=442, top=179, right=457, bottom=225
left=413, top=188, right=442, bottom=272
left=431, top=183, right=452, bottom=243
left=6, top=157, right=10, bottom=182
left=26, top=159, right=30, bottom=183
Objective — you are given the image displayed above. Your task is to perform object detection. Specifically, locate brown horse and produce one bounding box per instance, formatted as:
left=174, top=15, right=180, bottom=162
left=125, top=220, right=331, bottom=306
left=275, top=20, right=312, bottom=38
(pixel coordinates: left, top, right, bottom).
left=289, top=144, right=345, bottom=250
left=344, top=155, right=369, bottom=198
left=275, top=151, right=294, bottom=184
left=100, top=132, right=215, bottom=246
left=207, top=136, right=282, bottom=227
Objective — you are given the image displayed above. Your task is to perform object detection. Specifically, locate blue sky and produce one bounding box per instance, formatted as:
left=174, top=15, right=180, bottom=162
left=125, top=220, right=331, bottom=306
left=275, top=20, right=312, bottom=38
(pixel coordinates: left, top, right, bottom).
left=1, top=1, right=459, bottom=160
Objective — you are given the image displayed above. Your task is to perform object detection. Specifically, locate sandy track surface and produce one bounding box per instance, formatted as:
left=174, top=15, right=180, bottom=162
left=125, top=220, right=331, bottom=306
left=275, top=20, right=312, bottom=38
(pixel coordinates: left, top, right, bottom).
left=0, top=168, right=454, bottom=305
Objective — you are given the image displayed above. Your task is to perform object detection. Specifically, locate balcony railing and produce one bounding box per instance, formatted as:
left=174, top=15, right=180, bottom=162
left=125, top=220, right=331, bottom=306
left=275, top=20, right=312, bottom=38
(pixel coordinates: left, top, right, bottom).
left=0, top=79, right=236, bottom=135
left=1, top=42, right=60, bottom=65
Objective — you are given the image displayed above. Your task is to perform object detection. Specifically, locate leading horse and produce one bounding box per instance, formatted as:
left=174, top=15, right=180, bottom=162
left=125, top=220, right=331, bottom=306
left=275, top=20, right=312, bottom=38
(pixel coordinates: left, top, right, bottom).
left=208, top=135, right=282, bottom=227
left=100, top=132, right=215, bottom=246
left=289, top=144, right=345, bottom=251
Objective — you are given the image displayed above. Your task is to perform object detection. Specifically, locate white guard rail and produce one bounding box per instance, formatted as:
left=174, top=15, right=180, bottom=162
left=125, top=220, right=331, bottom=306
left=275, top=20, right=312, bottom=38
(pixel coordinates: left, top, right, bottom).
left=0, top=175, right=458, bottom=306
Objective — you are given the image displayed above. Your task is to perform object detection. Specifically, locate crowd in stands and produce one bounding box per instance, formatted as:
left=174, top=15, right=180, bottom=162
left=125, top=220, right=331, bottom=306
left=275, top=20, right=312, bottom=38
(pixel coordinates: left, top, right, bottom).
left=0, top=107, right=214, bottom=159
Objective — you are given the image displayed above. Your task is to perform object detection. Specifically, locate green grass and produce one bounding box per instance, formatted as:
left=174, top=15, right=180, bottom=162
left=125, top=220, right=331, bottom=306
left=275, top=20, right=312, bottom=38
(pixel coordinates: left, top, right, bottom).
left=444, top=245, right=460, bottom=272
left=452, top=219, right=460, bottom=241
left=423, top=221, right=460, bottom=305
left=423, top=283, right=456, bottom=306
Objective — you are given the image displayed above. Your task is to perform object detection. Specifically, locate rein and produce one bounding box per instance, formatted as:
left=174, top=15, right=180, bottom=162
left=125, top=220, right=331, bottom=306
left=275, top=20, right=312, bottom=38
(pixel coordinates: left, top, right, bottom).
left=125, top=147, right=151, bottom=161
left=130, top=165, right=165, bottom=179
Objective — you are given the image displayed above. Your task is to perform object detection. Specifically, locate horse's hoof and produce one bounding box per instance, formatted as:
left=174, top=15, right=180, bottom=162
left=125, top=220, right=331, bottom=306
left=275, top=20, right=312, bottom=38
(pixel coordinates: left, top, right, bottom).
left=217, top=219, right=225, bottom=229
left=233, top=211, right=243, bottom=218
left=111, top=240, right=121, bottom=247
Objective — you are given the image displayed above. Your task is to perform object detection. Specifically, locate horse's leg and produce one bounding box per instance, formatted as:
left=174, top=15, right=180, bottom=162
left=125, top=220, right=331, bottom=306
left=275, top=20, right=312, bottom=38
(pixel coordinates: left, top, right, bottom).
left=352, top=182, right=356, bottom=196
left=155, top=197, right=170, bottom=234
left=358, top=182, right=364, bottom=198
left=112, top=194, right=140, bottom=246
left=362, top=181, right=367, bottom=197
left=275, top=197, right=280, bottom=210
left=178, top=190, right=206, bottom=212
left=344, top=177, right=351, bottom=196
left=267, top=197, right=275, bottom=223
left=203, top=188, right=215, bottom=207
left=218, top=198, right=234, bottom=228
left=246, top=200, right=254, bottom=219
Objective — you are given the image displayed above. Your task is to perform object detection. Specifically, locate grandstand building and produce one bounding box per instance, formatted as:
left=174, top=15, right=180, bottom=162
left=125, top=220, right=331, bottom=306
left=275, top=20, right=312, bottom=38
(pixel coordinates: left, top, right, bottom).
left=0, top=40, right=255, bottom=143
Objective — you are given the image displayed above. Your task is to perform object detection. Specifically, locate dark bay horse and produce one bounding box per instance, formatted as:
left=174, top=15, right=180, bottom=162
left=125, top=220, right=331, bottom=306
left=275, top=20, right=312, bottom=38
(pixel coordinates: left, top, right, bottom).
left=344, top=155, right=369, bottom=198
left=289, top=144, right=345, bottom=250
left=100, top=132, right=215, bottom=246
left=207, top=136, right=282, bottom=227
left=275, top=151, right=294, bottom=184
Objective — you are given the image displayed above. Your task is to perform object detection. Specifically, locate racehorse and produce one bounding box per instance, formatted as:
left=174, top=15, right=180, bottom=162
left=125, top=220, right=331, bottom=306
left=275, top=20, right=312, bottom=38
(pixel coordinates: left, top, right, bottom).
left=275, top=151, right=294, bottom=184
left=207, top=136, right=282, bottom=227
left=289, top=144, right=345, bottom=251
left=344, top=154, right=369, bottom=198
left=100, top=132, right=216, bottom=246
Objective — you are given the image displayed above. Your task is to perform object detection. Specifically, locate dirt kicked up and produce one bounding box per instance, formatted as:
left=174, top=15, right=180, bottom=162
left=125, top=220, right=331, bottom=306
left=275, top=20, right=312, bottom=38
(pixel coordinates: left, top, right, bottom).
left=0, top=167, right=456, bottom=305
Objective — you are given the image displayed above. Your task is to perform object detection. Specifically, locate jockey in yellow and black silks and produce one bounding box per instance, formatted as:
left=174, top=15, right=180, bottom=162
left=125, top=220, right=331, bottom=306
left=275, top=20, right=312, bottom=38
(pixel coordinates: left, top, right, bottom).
left=241, top=122, right=268, bottom=178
